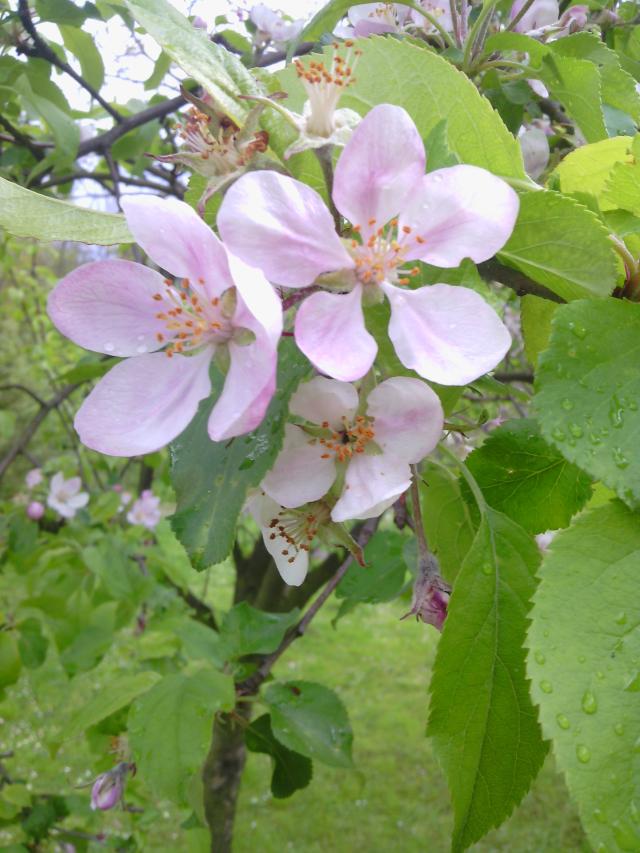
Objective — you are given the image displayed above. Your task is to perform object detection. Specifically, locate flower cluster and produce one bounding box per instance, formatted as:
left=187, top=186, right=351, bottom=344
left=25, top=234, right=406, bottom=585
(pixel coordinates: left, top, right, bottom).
left=48, top=99, right=519, bottom=602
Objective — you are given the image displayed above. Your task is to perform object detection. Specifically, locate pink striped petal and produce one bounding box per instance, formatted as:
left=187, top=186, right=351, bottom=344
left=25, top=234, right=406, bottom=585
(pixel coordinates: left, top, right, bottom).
left=121, top=196, right=232, bottom=298
left=399, top=165, right=519, bottom=266
left=333, top=104, right=425, bottom=232
left=262, top=424, right=337, bottom=508
left=294, top=285, right=377, bottom=381
left=384, top=283, right=512, bottom=385
left=217, top=171, right=353, bottom=287
left=331, top=452, right=411, bottom=521
left=366, top=377, right=443, bottom=462
left=48, top=260, right=168, bottom=357
left=74, top=349, right=212, bottom=456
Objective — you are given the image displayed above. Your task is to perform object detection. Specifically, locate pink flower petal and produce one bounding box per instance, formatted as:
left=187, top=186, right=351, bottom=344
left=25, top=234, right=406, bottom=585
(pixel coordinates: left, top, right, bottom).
left=366, top=377, right=443, bottom=462
left=262, top=424, right=337, bottom=508
left=227, top=254, right=283, bottom=345
left=290, top=376, right=358, bottom=429
left=511, top=0, right=558, bottom=31
left=121, top=196, right=232, bottom=299
left=384, top=283, right=512, bottom=385
left=74, top=349, right=213, bottom=456
left=294, top=284, right=377, bottom=381
left=399, top=166, right=519, bottom=266
left=217, top=171, right=353, bottom=287
left=331, top=451, right=411, bottom=521
left=333, top=104, right=425, bottom=232
left=48, top=260, right=168, bottom=357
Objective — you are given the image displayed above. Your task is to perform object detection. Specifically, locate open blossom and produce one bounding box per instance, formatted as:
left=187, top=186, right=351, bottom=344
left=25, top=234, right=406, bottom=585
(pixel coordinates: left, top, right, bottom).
left=48, top=197, right=282, bottom=457
left=510, top=0, right=559, bottom=32
left=249, top=4, right=304, bottom=48
left=127, top=490, right=162, bottom=529
left=25, top=468, right=43, bottom=489
left=47, top=472, right=89, bottom=519
left=336, top=3, right=412, bottom=37
left=262, top=375, right=444, bottom=521
left=218, top=104, right=516, bottom=386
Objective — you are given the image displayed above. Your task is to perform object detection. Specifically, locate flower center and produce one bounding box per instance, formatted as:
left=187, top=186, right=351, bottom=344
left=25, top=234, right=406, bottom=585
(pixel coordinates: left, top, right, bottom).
left=347, top=218, right=423, bottom=286
left=176, top=108, right=268, bottom=172
left=152, top=278, right=233, bottom=357
left=267, top=503, right=330, bottom=564
left=318, top=414, right=376, bottom=462
left=294, top=42, right=362, bottom=138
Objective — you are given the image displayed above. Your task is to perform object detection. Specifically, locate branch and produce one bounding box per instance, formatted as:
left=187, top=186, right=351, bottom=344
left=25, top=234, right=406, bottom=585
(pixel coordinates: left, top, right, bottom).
left=17, top=0, right=124, bottom=123
left=0, top=114, right=45, bottom=161
left=493, top=371, right=534, bottom=383
left=478, top=259, right=566, bottom=303
left=254, top=41, right=315, bottom=67
left=0, top=383, right=81, bottom=483
left=236, top=517, right=380, bottom=696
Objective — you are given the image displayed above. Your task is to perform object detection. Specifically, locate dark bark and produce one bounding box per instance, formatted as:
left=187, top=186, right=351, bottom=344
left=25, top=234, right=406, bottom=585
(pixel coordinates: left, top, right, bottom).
left=202, top=702, right=252, bottom=853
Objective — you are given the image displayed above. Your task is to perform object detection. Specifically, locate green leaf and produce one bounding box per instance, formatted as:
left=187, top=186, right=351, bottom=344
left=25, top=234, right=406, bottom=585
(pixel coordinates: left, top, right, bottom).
left=245, top=713, right=312, bottom=799
left=125, top=0, right=261, bottom=125
left=59, top=24, right=105, bottom=91
left=540, top=53, right=607, bottom=143
left=602, top=159, right=640, bottom=216
left=336, top=529, right=407, bottom=604
left=0, top=633, right=22, bottom=689
left=128, top=669, right=235, bottom=805
left=83, top=539, right=151, bottom=602
left=464, top=419, right=592, bottom=534
left=144, top=49, right=171, bottom=90
left=295, top=0, right=352, bottom=42
left=15, top=75, right=79, bottom=161
left=36, top=0, right=94, bottom=25
left=527, top=501, right=640, bottom=853
left=498, top=191, right=618, bottom=301
left=280, top=36, right=524, bottom=179
left=552, top=136, right=633, bottom=211
left=419, top=461, right=476, bottom=582
left=220, top=602, right=299, bottom=658
left=67, top=671, right=162, bottom=738
left=170, top=338, right=311, bottom=568
left=428, top=507, right=547, bottom=851
left=521, top=294, right=558, bottom=368
left=0, top=176, right=132, bottom=244
left=264, top=680, right=354, bottom=769
left=17, top=618, right=48, bottom=669
left=534, top=299, right=640, bottom=508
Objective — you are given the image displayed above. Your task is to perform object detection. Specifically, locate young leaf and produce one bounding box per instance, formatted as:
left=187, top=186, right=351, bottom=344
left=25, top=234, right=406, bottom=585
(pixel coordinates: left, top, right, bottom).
left=66, top=671, right=162, bottom=738
left=128, top=669, right=235, bottom=805
left=552, top=136, right=633, bottom=209
left=170, top=338, right=311, bottom=568
left=419, top=461, right=476, bottom=582
left=264, top=680, right=354, bottom=769
left=498, top=191, right=618, bottom=301
left=521, top=294, right=558, bottom=367
left=527, top=501, right=640, bottom=853
left=540, top=54, right=606, bottom=143
left=16, top=618, right=48, bottom=670
left=245, top=714, right=313, bottom=799
left=220, top=602, right=299, bottom=658
left=428, top=507, right=547, bottom=851
left=59, top=24, right=105, bottom=91
left=336, top=529, right=408, bottom=605
left=0, top=176, right=132, bottom=244
left=464, top=419, right=592, bottom=534
left=534, top=299, right=640, bottom=508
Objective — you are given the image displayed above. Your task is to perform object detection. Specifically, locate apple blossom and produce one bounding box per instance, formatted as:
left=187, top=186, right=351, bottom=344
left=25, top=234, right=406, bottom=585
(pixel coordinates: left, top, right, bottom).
left=47, top=472, right=89, bottom=519
left=127, top=490, right=162, bottom=529
left=335, top=3, right=412, bottom=37
left=510, top=0, right=559, bottom=33
left=90, top=762, right=132, bottom=811
left=25, top=468, right=43, bottom=489
left=48, top=196, right=282, bottom=457
left=262, top=375, right=444, bottom=522
left=249, top=4, right=304, bottom=49
left=410, top=0, right=454, bottom=34
left=26, top=501, right=45, bottom=520
left=218, top=103, right=516, bottom=385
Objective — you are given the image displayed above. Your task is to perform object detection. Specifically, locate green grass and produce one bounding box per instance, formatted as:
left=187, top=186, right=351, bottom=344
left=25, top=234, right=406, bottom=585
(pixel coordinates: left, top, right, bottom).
left=233, top=596, right=588, bottom=853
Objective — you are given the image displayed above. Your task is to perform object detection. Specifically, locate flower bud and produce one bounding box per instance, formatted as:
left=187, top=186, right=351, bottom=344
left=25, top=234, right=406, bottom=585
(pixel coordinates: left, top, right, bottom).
left=26, top=501, right=44, bottom=521
left=90, top=762, right=132, bottom=811
left=402, top=568, right=450, bottom=631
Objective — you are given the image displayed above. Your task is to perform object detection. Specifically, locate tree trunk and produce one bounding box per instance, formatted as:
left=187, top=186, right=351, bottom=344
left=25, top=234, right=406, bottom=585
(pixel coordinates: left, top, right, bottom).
left=202, top=702, right=252, bottom=853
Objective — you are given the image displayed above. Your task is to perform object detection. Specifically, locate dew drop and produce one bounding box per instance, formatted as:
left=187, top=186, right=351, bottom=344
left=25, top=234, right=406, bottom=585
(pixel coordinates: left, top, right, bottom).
left=578, top=655, right=586, bottom=664
left=596, top=670, right=605, bottom=680
left=539, top=680, right=553, bottom=694
left=568, top=321, right=587, bottom=339
left=104, top=342, right=115, bottom=353
left=561, top=398, right=574, bottom=411
left=556, top=713, right=570, bottom=730
left=569, top=423, right=584, bottom=438
left=629, top=400, right=638, bottom=412
left=534, top=652, right=546, bottom=665
left=482, top=564, right=492, bottom=576
left=615, top=722, right=625, bottom=737
left=589, top=432, right=602, bottom=445
left=594, top=808, right=607, bottom=824
left=576, top=744, right=591, bottom=764
left=615, top=612, right=628, bottom=626
left=581, top=690, right=597, bottom=714
left=551, top=427, right=566, bottom=442
left=624, top=671, right=640, bottom=692
left=634, top=736, right=640, bottom=754
left=613, top=448, right=630, bottom=469
left=609, top=395, right=625, bottom=429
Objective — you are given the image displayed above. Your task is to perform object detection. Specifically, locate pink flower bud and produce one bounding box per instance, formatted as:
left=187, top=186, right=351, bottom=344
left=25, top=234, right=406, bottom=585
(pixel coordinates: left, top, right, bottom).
left=402, top=572, right=451, bottom=631
left=26, top=501, right=45, bottom=521
left=90, top=762, right=132, bottom=811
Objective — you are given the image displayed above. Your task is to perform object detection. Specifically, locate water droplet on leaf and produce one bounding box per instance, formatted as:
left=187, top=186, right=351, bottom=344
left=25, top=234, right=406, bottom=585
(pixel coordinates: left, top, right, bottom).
left=534, top=652, right=546, bottom=665
left=561, top=398, right=574, bottom=411
left=540, top=680, right=553, bottom=694
left=576, top=744, right=591, bottom=764
left=556, top=713, right=570, bottom=730
left=581, top=690, right=597, bottom=714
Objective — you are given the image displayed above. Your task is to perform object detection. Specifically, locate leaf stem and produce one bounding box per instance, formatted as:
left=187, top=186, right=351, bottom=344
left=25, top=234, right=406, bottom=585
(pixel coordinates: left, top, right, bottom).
left=438, top=444, right=488, bottom=516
